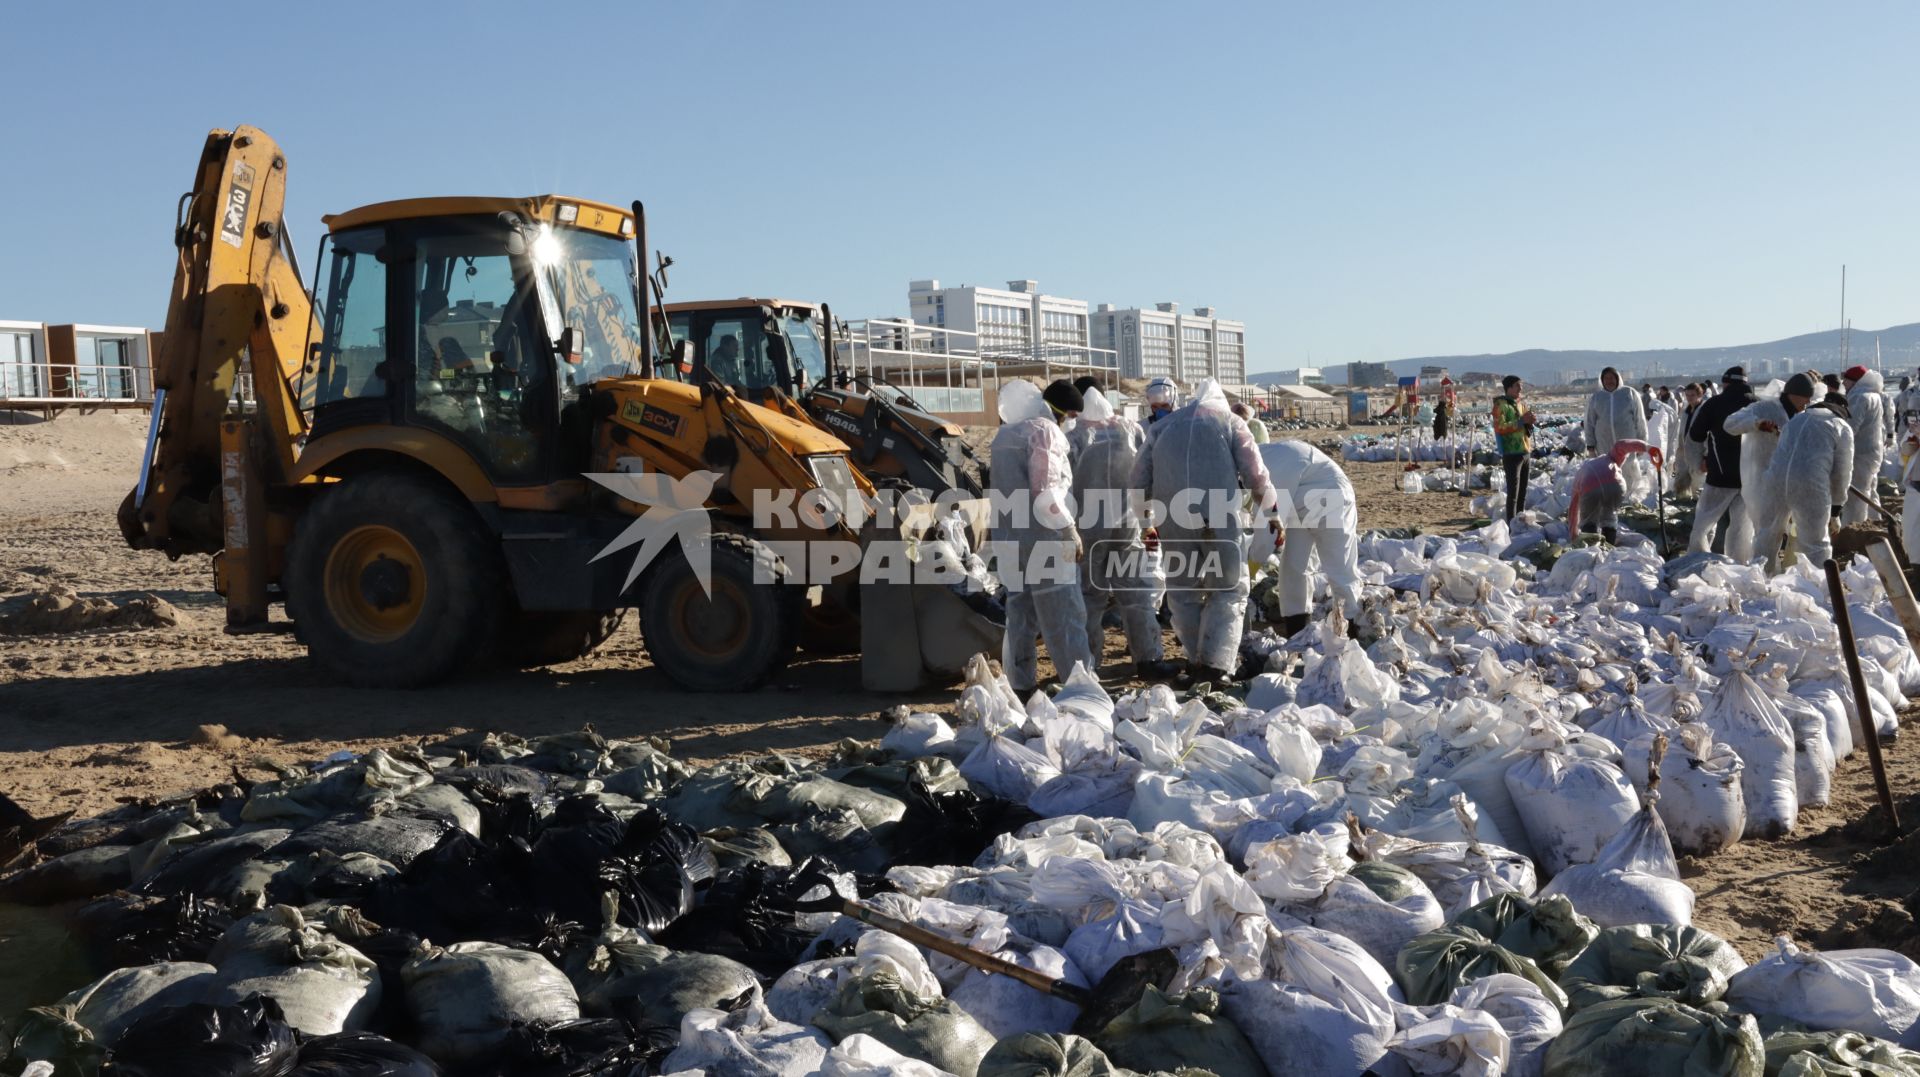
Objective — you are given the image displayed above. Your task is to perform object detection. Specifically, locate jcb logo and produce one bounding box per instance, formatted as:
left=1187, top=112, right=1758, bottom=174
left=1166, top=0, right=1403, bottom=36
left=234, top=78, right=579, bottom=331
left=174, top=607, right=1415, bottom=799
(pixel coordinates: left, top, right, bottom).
left=218, top=162, right=256, bottom=249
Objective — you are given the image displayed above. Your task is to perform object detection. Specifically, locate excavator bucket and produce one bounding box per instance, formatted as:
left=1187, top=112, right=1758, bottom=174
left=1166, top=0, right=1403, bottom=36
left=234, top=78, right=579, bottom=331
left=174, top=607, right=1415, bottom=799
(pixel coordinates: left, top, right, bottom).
left=860, top=498, right=1004, bottom=691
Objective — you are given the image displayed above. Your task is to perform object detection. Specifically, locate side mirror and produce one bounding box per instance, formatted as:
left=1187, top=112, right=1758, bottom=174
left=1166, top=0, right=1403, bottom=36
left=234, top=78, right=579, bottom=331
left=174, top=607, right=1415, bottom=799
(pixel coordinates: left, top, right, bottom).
left=556, top=325, right=583, bottom=365
left=672, top=339, right=696, bottom=375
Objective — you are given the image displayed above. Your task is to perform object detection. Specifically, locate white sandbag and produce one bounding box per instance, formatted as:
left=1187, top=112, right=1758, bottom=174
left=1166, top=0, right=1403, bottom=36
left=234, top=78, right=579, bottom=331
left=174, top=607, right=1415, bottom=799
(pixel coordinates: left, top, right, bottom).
left=1385, top=1004, right=1510, bottom=1076
left=1539, top=781, right=1694, bottom=928
left=1371, top=780, right=1512, bottom=849
left=403, top=941, right=581, bottom=1065
left=1502, top=725, right=1640, bottom=877
left=1244, top=823, right=1353, bottom=903
left=766, top=957, right=859, bottom=1027
left=883, top=713, right=957, bottom=757
left=1724, top=937, right=1920, bottom=1048
left=1621, top=726, right=1744, bottom=856
left=1157, top=862, right=1267, bottom=959
left=1785, top=700, right=1836, bottom=808
left=659, top=1001, right=832, bottom=1077
left=204, top=904, right=381, bottom=1035
left=1584, top=691, right=1676, bottom=754
left=1248, top=673, right=1299, bottom=711
left=1701, top=660, right=1799, bottom=839
left=1221, top=924, right=1400, bottom=1077
left=1450, top=973, right=1563, bottom=1077
left=1791, top=683, right=1854, bottom=761
left=959, top=734, right=1060, bottom=803
left=1358, top=824, right=1539, bottom=921
left=1125, top=774, right=1237, bottom=835
left=820, top=1033, right=961, bottom=1077
left=1297, top=630, right=1402, bottom=713
left=1301, top=862, right=1445, bottom=970
left=855, top=930, right=944, bottom=1000
left=1062, top=900, right=1166, bottom=982
left=947, top=941, right=1087, bottom=1039
left=63, top=961, right=218, bottom=1046
left=1263, top=715, right=1323, bottom=784
left=1027, top=760, right=1141, bottom=820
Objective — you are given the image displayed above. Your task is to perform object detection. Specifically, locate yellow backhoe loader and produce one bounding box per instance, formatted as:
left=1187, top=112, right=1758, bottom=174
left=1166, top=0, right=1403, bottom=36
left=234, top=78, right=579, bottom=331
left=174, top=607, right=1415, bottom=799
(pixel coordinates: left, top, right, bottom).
left=657, top=299, right=983, bottom=498
left=120, top=126, right=998, bottom=691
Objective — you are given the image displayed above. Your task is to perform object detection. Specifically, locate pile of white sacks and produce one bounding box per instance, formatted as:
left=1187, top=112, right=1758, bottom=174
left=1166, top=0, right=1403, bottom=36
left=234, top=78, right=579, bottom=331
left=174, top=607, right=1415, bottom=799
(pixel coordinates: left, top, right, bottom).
left=858, top=523, right=1920, bottom=1076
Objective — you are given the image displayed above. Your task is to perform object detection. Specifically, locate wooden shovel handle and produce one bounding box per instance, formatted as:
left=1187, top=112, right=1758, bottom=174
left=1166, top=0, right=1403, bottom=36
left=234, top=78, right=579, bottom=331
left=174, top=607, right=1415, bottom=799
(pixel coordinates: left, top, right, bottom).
left=837, top=900, right=1092, bottom=1006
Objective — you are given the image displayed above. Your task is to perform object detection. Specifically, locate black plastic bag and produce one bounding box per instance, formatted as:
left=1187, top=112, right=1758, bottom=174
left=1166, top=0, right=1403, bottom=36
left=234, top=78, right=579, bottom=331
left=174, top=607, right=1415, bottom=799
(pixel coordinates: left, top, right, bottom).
left=73, top=892, right=234, bottom=969
left=136, top=829, right=292, bottom=897
left=102, top=997, right=298, bottom=1077
left=482, top=1018, right=676, bottom=1077
left=269, top=811, right=453, bottom=871
left=363, top=831, right=539, bottom=944
left=286, top=1033, right=441, bottom=1077
left=527, top=803, right=713, bottom=935
left=653, top=859, right=859, bottom=979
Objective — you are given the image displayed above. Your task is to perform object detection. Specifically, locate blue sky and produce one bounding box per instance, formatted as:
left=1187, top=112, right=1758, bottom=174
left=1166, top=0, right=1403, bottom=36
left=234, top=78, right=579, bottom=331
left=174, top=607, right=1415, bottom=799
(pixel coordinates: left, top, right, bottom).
left=1, top=1, right=1915, bottom=369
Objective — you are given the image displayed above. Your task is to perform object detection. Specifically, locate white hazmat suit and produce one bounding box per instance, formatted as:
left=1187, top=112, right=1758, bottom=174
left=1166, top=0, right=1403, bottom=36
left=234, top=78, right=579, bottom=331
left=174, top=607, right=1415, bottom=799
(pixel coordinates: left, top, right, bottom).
left=1132, top=380, right=1275, bottom=676
left=1723, top=394, right=1790, bottom=495
left=1587, top=382, right=1652, bottom=501
left=1068, top=389, right=1165, bottom=664
left=1752, top=403, right=1855, bottom=571
left=1903, top=429, right=1920, bottom=568
left=1585, top=384, right=1650, bottom=455
left=988, top=381, right=1094, bottom=691
left=1843, top=369, right=1888, bottom=524
left=1257, top=440, right=1361, bottom=620
left=1895, top=379, right=1920, bottom=432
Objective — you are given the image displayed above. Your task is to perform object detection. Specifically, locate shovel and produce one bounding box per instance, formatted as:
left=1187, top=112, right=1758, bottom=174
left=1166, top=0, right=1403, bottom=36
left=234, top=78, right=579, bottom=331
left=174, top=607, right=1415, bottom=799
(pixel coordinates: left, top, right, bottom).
left=1655, top=455, right=1671, bottom=557
left=800, top=895, right=1177, bottom=1037
left=1848, top=485, right=1910, bottom=565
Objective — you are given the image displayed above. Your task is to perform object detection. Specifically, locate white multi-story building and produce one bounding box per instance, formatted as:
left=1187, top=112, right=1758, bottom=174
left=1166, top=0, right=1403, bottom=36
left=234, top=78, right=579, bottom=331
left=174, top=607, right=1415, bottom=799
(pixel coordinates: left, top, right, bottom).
left=907, top=279, right=1095, bottom=364
left=1090, top=303, right=1246, bottom=384
left=1274, top=367, right=1325, bottom=386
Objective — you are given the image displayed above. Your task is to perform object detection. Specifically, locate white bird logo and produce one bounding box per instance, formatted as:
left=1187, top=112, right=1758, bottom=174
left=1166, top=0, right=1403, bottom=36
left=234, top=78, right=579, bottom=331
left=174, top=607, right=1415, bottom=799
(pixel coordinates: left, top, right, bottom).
left=585, top=470, right=720, bottom=595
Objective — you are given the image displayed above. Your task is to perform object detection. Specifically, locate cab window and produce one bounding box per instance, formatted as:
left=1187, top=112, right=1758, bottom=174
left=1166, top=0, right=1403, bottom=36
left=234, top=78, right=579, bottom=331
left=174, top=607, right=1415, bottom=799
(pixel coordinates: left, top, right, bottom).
left=404, top=224, right=552, bottom=481
left=704, top=317, right=778, bottom=391
left=309, top=226, right=389, bottom=408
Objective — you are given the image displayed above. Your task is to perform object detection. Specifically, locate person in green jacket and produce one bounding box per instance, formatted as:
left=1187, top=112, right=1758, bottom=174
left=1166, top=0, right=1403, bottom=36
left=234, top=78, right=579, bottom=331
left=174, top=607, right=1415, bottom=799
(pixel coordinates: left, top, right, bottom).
left=1492, top=375, right=1538, bottom=521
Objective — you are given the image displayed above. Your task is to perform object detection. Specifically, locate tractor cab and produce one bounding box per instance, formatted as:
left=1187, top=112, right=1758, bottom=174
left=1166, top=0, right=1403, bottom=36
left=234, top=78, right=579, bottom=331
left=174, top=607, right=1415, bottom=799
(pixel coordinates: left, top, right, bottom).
left=658, top=298, right=982, bottom=497
left=303, top=196, right=645, bottom=487
left=655, top=298, right=827, bottom=403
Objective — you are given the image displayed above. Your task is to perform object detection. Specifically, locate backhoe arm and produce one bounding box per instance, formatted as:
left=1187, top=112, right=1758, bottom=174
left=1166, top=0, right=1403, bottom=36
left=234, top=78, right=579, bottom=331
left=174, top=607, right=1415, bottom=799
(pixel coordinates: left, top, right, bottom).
left=120, top=125, right=314, bottom=557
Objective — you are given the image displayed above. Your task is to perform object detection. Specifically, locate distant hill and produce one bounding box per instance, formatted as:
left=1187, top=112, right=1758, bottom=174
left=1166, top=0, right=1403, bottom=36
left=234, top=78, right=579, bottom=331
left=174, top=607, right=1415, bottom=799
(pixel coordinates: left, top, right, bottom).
left=1252, top=322, right=1920, bottom=387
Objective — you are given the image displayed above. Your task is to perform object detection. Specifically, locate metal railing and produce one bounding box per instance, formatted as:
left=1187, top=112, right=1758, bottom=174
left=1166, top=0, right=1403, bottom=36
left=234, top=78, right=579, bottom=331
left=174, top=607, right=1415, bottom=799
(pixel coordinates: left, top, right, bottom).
left=836, top=319, right=1122, bottom=406
left=0, top=361, right=150, bottom=405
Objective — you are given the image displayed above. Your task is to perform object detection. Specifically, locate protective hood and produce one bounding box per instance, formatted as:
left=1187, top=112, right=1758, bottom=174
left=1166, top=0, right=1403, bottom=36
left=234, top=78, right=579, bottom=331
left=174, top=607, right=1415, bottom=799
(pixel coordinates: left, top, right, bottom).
left=1080, top=387, right=1115, bottom=422
left=998, top=379, right=1050, bottom=425
left=1848, top=368, right=1886, bottom=396
left=1609, top=438, right=1652, bottom=465
left=1189, top=378, right=1229, bottom=412
left=1757, top=379, right=1785, bottom=400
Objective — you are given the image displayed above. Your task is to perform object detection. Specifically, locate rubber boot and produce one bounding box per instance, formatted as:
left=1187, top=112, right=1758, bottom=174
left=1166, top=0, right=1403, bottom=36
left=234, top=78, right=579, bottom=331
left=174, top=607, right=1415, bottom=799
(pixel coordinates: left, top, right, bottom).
left=1133, top=659, right=1184, bottom=681
left=1276, top=613, right=1311, bottom=639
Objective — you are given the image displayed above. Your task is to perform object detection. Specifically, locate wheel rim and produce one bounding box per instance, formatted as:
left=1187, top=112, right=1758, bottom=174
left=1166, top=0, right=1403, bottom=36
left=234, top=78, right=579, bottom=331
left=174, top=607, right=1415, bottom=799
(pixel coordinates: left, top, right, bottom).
left=323, top=524, right=426, bottom=644
left=668, top=574, right=752, bottom=660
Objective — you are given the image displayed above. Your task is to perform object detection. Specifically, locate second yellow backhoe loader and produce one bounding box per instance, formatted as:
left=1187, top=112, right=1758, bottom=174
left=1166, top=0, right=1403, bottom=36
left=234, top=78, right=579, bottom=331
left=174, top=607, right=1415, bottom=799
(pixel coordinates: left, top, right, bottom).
left=657, top=299, right=984, bottom=498
left=120, top=126, right=999, bottom=691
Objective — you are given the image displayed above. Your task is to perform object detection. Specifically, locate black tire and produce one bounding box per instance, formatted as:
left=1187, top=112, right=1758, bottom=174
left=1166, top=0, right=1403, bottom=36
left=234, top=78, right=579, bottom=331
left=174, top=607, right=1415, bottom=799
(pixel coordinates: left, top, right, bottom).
left=639, top=533, right=800, bottom=691
left=285, top=471, right=506, bottom=688
left=505, top=609, right=628, bottom=668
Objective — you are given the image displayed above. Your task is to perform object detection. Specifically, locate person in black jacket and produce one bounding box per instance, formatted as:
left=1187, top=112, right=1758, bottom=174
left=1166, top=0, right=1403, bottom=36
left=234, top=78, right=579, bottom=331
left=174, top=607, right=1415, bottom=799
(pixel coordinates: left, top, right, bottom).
left=1687, top=366, right=1757, bottom=557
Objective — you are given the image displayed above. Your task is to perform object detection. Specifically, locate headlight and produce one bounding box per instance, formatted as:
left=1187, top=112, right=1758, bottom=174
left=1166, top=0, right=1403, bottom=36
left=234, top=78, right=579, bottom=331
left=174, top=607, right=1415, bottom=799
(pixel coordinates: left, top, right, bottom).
left=803, top=454, right=861, bottom=528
